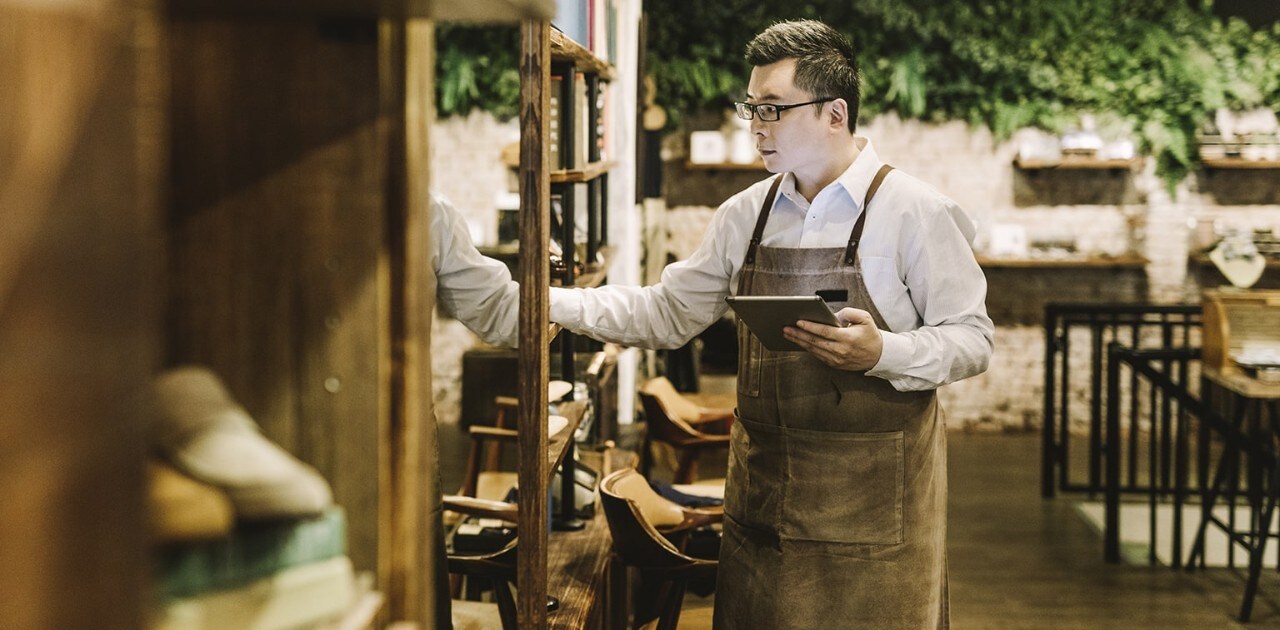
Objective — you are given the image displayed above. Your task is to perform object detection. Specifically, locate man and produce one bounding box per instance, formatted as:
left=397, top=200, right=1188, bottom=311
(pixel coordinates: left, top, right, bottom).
left=551, top=19, right=993, bottom=629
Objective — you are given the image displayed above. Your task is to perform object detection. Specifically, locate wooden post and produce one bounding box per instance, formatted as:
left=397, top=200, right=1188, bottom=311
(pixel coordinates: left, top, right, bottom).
left=518, top=17, right=552, bottom=629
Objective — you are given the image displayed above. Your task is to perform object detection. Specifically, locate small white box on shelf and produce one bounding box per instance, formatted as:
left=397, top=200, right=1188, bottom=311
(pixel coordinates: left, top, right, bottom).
left=689, top=131, right=727, bottom=164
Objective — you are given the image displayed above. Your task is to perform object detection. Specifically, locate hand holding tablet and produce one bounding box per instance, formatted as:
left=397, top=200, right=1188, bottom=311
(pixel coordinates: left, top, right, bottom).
left=725, top=295, right=844, bottom=352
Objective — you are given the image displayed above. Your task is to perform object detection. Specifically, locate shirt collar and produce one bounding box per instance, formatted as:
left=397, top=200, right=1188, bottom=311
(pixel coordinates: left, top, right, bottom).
left=835, top=137, right=881, bottom=210
left=776, top=137, right=881, bottom=210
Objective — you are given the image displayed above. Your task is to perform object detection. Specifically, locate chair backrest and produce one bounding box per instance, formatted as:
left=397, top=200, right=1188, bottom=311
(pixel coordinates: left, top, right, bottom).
left=640, top=377, right=704, bottom=424
left=599, top=468, right=696, bottom=570
left=637, top=390, right=703, bottom=445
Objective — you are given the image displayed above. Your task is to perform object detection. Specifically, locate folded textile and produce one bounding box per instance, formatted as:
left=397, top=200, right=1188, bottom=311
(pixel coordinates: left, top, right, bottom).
left=155, top=507, right=346, bottom=600
left=650, top=480, right=724, bottom=508
left=151, top=365, right=333, bottom=520
left=153, top=555, right=354, bottom=630
left=148, top=459, right=234, bottom=544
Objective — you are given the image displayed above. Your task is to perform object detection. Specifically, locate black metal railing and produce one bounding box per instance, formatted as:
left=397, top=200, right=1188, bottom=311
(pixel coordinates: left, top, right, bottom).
left=1103, top=344, right=1203, bottom=567
left=1042, top=303, right=1202, bottom=498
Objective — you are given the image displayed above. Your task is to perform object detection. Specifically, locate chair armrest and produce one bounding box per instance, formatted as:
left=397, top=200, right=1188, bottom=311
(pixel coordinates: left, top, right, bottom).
left=687, top=409, right=734, bottom=424
left=657, top=506, right=723, bottom=536
left=468, top=425, right=519, bottom=441
left=443, top=494, right=519, bottom=523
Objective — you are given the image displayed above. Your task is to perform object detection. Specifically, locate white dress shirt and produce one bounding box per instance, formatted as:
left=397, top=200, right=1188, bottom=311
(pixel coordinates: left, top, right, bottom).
left=432, top=194, right=520, bottom=347
left=551, top=139, right=994, bottom=391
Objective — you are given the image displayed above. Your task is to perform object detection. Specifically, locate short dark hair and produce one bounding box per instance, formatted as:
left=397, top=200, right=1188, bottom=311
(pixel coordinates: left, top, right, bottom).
left=745, top=19, right=861, bottom=132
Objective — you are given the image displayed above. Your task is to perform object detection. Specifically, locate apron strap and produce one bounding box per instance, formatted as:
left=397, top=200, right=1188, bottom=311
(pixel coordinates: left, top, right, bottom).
left=744, top=175, right=784, bottom=267
left=844, top=164, right=894, bottom=265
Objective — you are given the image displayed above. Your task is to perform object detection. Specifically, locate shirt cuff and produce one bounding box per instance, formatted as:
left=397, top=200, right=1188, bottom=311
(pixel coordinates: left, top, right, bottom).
left=549, top=287, right=583, bottom=327
left=868, top=329, right=912, bottom=377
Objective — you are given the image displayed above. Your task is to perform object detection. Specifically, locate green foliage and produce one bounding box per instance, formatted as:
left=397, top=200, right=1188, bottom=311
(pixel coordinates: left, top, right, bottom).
left=435, top=24, right=521, bottom=121
left=641, top=0, right=1280, bottom=189
left=434, top=2, right=1280, bottom=189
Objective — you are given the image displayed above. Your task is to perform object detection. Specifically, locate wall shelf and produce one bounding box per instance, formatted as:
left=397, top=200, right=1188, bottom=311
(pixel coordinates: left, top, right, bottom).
left=976, top=254, right=1149, bottom=269
left=1201, top=158, right=1280, bottom=170
left=1188, top=253, right=1280, bottom=269
left=1013, top=157, right=1143, bottom=171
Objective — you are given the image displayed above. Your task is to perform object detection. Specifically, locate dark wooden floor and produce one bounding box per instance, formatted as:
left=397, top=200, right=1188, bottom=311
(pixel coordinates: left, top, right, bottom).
left=949, top=433, right=1280, bottom=629
left=439, top=422, right=1280, bottom=628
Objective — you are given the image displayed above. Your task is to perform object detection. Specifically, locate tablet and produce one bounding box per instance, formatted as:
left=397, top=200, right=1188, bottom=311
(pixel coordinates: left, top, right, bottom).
left=725, top=295, right=842, bottom=352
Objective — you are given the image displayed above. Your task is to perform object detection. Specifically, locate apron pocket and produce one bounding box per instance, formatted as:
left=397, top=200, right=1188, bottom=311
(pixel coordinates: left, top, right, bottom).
left=782, top=427, right=904, bottom=545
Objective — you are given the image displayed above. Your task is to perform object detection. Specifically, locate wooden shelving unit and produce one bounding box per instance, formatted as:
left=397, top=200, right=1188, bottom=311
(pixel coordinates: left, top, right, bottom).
left=515, top=14, right=627, bottom=627
left=2, top=1, right=558, bottom=629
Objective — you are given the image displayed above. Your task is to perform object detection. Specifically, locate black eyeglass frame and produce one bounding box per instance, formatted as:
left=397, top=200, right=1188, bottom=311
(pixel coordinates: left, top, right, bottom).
left=734, top=98, right=836, bottom=122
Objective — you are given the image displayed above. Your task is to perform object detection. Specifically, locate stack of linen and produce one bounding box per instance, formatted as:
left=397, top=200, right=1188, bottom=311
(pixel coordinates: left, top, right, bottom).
left=148, top=366, right=354, bottom=629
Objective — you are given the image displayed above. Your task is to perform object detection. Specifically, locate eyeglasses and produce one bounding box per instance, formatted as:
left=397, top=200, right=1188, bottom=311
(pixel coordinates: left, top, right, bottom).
left=734, top=98, right=835, bottom=122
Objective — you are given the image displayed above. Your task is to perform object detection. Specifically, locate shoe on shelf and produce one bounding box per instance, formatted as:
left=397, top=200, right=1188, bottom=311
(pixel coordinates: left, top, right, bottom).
left=147, top=459, right=234, bottom=543
left=151, top=365, right=333, bottom=521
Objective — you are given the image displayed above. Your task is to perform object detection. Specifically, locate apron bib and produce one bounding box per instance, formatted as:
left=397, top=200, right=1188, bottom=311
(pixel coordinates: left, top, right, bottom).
left=713, top=167, right=949, bottom=630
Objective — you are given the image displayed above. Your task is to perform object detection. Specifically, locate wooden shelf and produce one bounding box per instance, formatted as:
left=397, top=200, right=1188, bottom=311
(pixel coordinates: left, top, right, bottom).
left=547, top=400, right=586, bottom=475
left=169, top=0, right=554, bottom=20
left=1201, top=158, right=1280, bottom=170
left=550, top=28, right=614, bottom=80
left=1013, top=157, right=1142, bottom=170
left=551, top=161, right=617, bottom=183
left=1189, top=253, right=1280, bottom=269
left=684, top=160, right=768, bottom=171
left=977, top=254, right=1149, bottom=269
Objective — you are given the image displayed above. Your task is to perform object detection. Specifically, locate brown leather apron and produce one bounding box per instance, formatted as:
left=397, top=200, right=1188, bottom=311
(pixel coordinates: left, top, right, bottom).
left=713, top=166, right=949, bottom=629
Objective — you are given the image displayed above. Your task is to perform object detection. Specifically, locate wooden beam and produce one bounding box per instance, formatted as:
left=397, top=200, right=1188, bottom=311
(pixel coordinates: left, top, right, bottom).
left=517, top=17, right=552, bottom=629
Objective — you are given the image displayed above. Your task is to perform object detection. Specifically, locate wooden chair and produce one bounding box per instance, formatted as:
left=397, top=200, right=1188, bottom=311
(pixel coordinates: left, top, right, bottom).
left=443, top=495, right=518, bottom=630
left=640, top=376, right=734, bottom=429
left=637, top=379, right=731, bottom=484
left=461, top=384, right=572, bottom=501
left=599, top=468, right=720, bottom=630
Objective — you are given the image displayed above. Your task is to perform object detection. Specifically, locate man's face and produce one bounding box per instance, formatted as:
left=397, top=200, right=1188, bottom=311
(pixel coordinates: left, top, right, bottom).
left=746, top=58, right=830, bottom=175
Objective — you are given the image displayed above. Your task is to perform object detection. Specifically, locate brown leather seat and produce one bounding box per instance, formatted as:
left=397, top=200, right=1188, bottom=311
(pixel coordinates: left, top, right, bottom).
left=637, top=379, right=731, bottom=485
left=599, top=467, right=720, bottom=630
